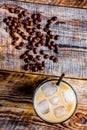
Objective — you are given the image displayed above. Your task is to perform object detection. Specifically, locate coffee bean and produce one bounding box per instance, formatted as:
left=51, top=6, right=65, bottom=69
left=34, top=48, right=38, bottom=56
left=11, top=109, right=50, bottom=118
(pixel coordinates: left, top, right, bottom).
left=28, top=36, right=32, bottom=41
left=35, top=42, right=41, bottom=47
left=20, top=42, right=25, bottom=47
left=36, top=55, right=42, bottom=61
left=32, top=27, right=37, bottom=32
left=28, top=55, right=33, bottom=60
left=18, top=13, right=24, bottom=18
left=32, top=37, right=37, bottom=42
left=40, top=50, right=46, bottom=55
left=37, top=13, right=41, bottom=18
left=37, top=24, right=42, bottom=29
left=3, top=18, right=9, bottom=23
left=53, top=57, right=58, bottom=63
left=33, top=20, right=38, bottom=25
left=27, top=28, right=32, bottom=33
left=11, top=41, right=17, bottom=46
left=29, top=21, right=33, bottom=26
left=44, top=54, right=49, bottom=59
left=36, top=31, right=42, bottom=37
left=17, top=29, right=21, bottom=34
left=55, top=44, right=58, bottom=49
left=6, top=27, right=10, bottom=33
left=8, top=16, right=13, bottom=21
left=54, top=49, right=59, bottom=54
left=44, top=28, right=50, bottom=32
left=49, top=45, right=54, bottom=50
left=24, top=58, right=30, bottom=63
left=13, top=37, right=19, bottom=41
left=15, top=8, right=21, bottom=14
left=12, top=22, right=17, bottom=27
left=24, top=64, right=30, bottom=70
left=25, top=50, right=31, bottom=55
left=51, top=16, right=57, bottom=21
left=42, top=61, right=45, bottom=67
left=23, top=35, right=28, bottom=40
left=54, top=35, right=60, bottom=40
left=32, top=66, right=38, bottom=72
left=29, top=32, right=34, bottom=35
left=47, top=30, right=52, bottom=35
left=50, top=34, right=54, bottom=39
left=22, top=10, right=28, bottom=16
left=9, top=8, right=15, bottom=13
left=41, top=35, right=46, bottom=41
left=27, top=45, right=33, bottom=50
left=33, top=48, right=38, bottom=54
left=46, top=24, right=50, bottom=28
left=46, top=41, right=50, bottom=46
left=50, top=41, right=55, bottom=46
left=15, top=46, right=22, bottom=50
left=20, top=53, right=27, bottom=59
left=31, top=41, right=35, bottom=46
left=6, top=21, right=12, bottom=26
left=37, top=17, right=41, bottom=22
left=39, top=66, right=45, bottom=70
left=20, top=32, right=25, bottom=37
left=50, top=56, right=55, bottom=60
left=32, top=14, right=37, bottom=19
left=47, top=20, right=53, bottom=24
left=33, top=58, right=38, bottom=62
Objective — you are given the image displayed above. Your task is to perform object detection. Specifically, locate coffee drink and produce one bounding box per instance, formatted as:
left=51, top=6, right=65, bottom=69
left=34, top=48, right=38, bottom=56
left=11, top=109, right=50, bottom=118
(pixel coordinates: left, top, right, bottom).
left=33, top=79, right=77, bottom=123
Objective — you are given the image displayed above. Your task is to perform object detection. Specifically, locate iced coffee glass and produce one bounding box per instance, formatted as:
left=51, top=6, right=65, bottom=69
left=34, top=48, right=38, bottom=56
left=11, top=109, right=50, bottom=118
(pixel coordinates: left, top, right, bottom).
left=33, top=79, right=77, bottom=123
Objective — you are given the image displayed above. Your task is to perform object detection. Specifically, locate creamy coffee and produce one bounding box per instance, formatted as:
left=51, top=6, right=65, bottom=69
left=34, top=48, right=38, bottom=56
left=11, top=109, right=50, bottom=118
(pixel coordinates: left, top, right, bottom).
left=33, top=80, right=77, bottom=123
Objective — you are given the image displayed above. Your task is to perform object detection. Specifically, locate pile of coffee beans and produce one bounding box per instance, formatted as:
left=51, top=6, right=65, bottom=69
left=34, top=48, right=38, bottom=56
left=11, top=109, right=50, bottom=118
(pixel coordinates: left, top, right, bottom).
left=3, top=5, right=59, bottom=72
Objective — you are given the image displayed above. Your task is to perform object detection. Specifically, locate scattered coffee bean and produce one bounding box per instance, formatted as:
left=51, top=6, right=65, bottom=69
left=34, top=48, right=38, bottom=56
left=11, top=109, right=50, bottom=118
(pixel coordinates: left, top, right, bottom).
left=29, top=21, right=33, bottom=26
left=32, top=37, right=37, bottom=42
left=47, top=30, right=52, bottom=35
left=15, top=8, right=21, bottom=14
left=11, top=41, right=17, bottom=46
left=44, top=28, right=50, bottom=32
left=28, top=36, right=32, bottom=41
left=25, top=50, right=31, bottom=55
left=36, top=55, right=42, bottom=61
left=28, top=55, right=33, bottom=60
left=51, top=16, right=57, bottom=21
left=54, top=49, right=59, bottom=54
left=49, top=45, right=54, bottom=50
left=36, top=31, right=42, bottom=37
left=20, top=53, right=27, bottom=59
left=9, top=8, right=15, bottom=13
left=40, top=50, right=46, bottom=55
left=50, top=56, right=55, bottom=60
left=32, top=66, right=38, bottom=72
left=50, top=34, right=54, bottom=39
left=24, top=64, right=30, bottom=70
left=44, top=54, right=49, bottom=59
left=47, top=19, right=53, bottom=24
left=42, top=61, right=45, bottom=67
left=54, top=35, right=60, bottom=40
left=33, top=58, right=38, bottom=62
left=41, top=35, right=46, bottom=41
left=15, top=46, right=22, bottom=50
left=35, top=42, right=41, bottom=47
left=32, top=14, right=37, bottom=19
left=24, top=58, right=30, bottom=63
left=20, top=42, right=25, bottom=47
left=50, top=41, right=55, bottom=46
left=31, top=41, right=35, bottom=46
left=32, top=27, right=37, bottom=32
left=53, top=57, right=58, bottom=63
left=33, top=48, right=38, bottom=54
left=27, top=45, right=33, bottom=50
left=37, top=24, right=42, bottom=29
left=46, top=24, right=50, bottom=28
left=39, top=66, right=45, bottom=70
left=29, top=31, right=34, bottom=35
left=22, top=10, right=28, bottom=16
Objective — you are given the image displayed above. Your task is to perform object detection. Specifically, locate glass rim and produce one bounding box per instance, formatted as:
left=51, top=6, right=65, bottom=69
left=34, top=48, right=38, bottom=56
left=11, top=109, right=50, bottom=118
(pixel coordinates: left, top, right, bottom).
left=33, top=79, right=78, bottom=124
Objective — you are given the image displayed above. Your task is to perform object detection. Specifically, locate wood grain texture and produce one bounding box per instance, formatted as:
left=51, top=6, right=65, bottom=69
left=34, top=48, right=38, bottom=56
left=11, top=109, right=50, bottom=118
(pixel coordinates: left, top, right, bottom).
left=17, top=0, right=87, bottom=8
left=0, top=70, right=87, bottom=130
left=0, top=0, right=87, bottom=79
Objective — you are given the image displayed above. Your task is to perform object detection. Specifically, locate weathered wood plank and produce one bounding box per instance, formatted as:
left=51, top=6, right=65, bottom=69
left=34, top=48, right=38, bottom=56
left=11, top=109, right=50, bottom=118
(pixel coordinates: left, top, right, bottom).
left=17, top=0, right=87, bottom=8
left=0, top=0, right=87, bottom=79
left=0, top=70, right=87, bottom=130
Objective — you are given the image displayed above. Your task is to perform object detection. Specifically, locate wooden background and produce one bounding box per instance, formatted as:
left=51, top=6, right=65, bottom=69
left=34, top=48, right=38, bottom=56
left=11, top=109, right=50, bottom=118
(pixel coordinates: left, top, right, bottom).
left=0, top=0, right=87, bottom=79
left=17, top=0, right=87, bottom=8
left=0, top=0, right=87, bottom=130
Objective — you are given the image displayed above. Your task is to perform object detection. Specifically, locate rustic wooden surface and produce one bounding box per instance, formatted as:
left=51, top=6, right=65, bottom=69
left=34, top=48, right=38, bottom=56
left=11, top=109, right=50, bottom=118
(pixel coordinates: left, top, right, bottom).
left=0, top=0, right=87, bottom=130
left=0, top=70, right=87, bottom=130
left=0, top=0, right=87, bottom=79
left=17, top=0, right=87, bottom=8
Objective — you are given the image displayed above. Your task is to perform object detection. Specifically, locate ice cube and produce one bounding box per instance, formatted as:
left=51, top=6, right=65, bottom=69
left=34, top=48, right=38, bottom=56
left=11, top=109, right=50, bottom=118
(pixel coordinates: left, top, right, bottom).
left=54, top=106, right=67, bottom=117
left=49, top=96, right=60, bottom=105
left=63, top=90, right=75, bottom=102
left=41, top=82, right=57, bottom=96
left=37, top=100, right=49, bottom=114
